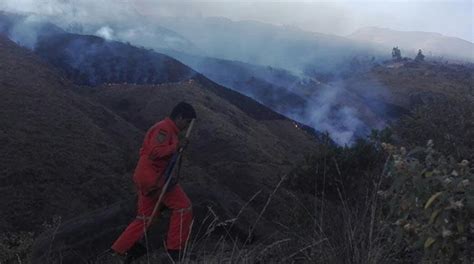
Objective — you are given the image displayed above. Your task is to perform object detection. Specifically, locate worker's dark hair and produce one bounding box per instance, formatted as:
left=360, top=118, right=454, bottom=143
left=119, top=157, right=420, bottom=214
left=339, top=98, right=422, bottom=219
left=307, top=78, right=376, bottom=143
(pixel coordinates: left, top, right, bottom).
left=170, top=101, right=197, bottom=120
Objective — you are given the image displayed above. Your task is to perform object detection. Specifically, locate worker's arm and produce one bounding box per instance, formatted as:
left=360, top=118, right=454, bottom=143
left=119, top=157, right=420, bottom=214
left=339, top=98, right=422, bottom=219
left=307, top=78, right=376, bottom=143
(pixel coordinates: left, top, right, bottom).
left=149, top=128, right=178, bottom=160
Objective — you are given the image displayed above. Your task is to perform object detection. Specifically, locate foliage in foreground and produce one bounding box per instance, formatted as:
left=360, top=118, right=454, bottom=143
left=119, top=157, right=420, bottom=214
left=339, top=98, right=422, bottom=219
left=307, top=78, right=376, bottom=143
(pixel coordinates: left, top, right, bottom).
left=284, top=128, right=473, bottom=263
left=380, top=141, right=473, bottom=263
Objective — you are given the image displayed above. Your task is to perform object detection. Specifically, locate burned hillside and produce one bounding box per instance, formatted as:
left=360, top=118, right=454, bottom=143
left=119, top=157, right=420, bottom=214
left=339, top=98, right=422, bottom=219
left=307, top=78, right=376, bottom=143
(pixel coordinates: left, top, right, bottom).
left=0, top=35, right=319, bottom=263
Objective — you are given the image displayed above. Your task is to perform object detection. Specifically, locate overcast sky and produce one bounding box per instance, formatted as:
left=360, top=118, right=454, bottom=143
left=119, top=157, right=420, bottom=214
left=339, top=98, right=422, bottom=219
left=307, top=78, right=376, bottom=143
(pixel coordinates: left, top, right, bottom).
left=1, top=0, right=472, bottom=42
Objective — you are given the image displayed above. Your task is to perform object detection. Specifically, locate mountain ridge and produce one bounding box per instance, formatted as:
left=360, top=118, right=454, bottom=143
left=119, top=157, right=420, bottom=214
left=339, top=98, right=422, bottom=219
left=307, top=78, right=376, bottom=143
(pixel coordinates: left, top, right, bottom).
left=348, top=26, right=474, bottom=62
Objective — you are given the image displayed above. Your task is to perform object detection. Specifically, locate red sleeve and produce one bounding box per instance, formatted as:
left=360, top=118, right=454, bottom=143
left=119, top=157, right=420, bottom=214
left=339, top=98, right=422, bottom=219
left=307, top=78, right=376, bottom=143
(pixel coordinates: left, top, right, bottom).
left=148, top=126, right=178, bottom=160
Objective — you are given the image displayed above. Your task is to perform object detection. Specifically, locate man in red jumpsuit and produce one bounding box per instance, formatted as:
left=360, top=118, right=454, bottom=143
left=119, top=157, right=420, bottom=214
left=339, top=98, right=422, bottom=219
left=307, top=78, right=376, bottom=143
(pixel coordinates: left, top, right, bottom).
left=111, top=102, right=196, bottom=263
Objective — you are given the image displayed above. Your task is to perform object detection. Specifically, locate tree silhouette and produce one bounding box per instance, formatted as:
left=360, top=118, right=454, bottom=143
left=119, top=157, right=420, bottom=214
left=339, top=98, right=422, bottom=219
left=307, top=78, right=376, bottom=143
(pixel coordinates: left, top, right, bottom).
left=392, top=47, right=402, bottom=61
left=415, top=49, right=425, bottom=62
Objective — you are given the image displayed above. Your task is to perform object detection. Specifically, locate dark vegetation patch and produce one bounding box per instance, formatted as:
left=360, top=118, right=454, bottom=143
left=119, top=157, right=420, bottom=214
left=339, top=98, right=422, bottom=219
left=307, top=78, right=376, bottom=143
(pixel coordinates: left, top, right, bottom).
left=34, top=33, right=196, bottom=86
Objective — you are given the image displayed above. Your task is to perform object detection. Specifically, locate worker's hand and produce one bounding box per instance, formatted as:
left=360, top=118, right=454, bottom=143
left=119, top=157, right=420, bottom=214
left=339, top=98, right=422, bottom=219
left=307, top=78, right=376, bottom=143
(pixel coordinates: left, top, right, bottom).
left=178, top=138, right=190, bottom=151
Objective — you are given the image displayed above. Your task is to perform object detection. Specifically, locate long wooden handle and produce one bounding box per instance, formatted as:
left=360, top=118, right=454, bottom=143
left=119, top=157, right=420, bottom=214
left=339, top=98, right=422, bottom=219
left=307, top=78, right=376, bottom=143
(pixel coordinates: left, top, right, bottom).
left=184, top=119, right=195, bottom=139
left=146, top=118, right=196, bottom=228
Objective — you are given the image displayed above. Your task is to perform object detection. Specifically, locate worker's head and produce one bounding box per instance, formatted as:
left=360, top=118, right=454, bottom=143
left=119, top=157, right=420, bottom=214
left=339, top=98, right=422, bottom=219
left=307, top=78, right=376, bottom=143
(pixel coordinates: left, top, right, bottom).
left=170, top=101, right=196, bottom=130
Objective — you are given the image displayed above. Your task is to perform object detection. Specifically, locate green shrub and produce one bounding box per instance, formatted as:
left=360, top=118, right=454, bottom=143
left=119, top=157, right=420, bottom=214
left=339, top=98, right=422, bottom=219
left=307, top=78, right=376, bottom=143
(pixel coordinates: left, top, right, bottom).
left=380, top=141, right=473, bottom=263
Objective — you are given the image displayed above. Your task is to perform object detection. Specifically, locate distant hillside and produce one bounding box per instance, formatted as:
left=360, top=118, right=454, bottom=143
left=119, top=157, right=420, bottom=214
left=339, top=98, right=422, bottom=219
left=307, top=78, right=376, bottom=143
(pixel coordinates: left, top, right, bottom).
left=348, top=27, right=474, bottom=62
left=157, top=16, right=376, bottom=74
left=344, top=60, right=474, bottom=109
left=0, top=12, right=199, bottom=86
left=0, top=11, right=64, bottom=48
left=62, top=21, right=202, bottom=55
left=33, top=30, right=471, bottom=146
left=34, top=33, right=196, bottom=86
left=162, top=50, right=405, bottom=144
left=164, top=50, right=310, bottom=113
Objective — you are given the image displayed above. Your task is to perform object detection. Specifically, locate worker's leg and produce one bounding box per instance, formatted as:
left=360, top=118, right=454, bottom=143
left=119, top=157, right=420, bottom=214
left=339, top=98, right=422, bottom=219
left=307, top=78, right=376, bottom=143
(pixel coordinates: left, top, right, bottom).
left=162, top=184, right=193, bottom=251
left=111, top=192, right=159, bottom=254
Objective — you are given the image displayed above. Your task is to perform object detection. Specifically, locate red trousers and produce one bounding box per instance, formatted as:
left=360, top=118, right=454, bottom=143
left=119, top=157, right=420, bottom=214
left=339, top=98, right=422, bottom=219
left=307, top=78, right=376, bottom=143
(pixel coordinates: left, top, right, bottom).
left=111, top=184, right=193, bottom=254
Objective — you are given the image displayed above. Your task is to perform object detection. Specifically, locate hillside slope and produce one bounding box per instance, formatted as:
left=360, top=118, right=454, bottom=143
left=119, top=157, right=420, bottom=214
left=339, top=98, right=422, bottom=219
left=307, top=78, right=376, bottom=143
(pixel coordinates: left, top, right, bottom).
left=93, top=79, right=317, bottom=175
left=344, top=61, right=474, bottom=109
left=0, top=34, right=320, bottom=262
left=162, top=51, right=406, bottom=143
left=0, top=36, right=143, bottom=233
left=34, top=32, right=197, bottom=86
left=29, top=81, right=319, bottom=263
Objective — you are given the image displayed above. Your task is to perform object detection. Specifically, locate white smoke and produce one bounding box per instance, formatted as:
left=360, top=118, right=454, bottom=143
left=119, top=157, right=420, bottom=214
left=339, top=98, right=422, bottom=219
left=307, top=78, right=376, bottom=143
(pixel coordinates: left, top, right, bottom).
left=287, top=81, right=365, bottom=145
left=5, top=14, right=51, bottom=48
left=0, top=0, right=465, bottom=145
left=0, top=0, right=471, bottom=42
left=95, top=26, right=114, bottom=40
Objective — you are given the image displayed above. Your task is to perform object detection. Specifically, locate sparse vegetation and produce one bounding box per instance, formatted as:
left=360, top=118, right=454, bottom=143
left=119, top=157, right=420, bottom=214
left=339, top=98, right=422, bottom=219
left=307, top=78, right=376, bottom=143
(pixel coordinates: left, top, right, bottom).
left=282, top=134, right=400, bottom=264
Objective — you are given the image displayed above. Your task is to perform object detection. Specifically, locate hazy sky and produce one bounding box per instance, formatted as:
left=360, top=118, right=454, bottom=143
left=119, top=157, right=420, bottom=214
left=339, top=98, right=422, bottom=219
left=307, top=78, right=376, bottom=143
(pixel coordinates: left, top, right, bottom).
left=1, top=0, right=473, bottom=42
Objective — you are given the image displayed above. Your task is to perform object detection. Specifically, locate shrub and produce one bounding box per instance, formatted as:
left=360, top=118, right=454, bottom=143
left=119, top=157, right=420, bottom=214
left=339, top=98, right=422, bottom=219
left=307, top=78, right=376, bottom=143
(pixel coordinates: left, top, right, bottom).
left=415, top=49, right=425, bottom=62
left=286, top=137, right=387, bottom=202
left=395, top=98, right=474, bottom=161
left=380, top=141, right=473, bottom=263
left=284, top=129, right=473, bottom=263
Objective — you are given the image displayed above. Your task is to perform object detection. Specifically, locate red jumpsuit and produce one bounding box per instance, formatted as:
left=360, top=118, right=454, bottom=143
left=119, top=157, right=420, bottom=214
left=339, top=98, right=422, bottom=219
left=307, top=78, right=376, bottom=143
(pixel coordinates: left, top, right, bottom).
left=111, top=117, right=193, bottom=254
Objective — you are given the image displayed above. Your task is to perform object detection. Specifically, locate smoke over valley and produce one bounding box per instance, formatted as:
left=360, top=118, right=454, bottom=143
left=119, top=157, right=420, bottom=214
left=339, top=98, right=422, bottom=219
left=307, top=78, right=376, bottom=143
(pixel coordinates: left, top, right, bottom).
left=1, top=1, right=473, bottom=144
left=2, top=1, right=472, bottom=145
